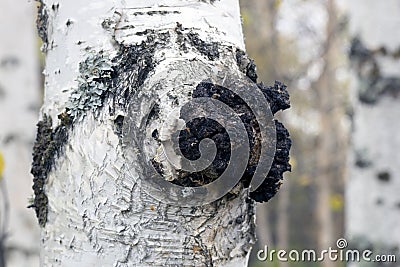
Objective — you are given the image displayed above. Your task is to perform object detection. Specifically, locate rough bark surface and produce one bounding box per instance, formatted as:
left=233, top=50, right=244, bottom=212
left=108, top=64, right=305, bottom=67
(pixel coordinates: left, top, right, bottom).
left=33, top=0, right=290, bottom=266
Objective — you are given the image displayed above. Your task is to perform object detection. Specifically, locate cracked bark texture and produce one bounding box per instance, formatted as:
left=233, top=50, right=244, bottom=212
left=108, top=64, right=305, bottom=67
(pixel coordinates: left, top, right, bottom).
left=346, top=0, right=400, bottom=265
left=36, top=0, right=256, bottom=266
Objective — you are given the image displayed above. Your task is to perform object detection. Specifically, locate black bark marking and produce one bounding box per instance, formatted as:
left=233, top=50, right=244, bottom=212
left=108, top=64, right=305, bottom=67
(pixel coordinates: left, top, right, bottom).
left=186, top=32, right=220, bottom=61
left=36, top=0, right=49, bottom=47
left=66, top=19, right=73, bottom=27
left=199, top=0, right=219, bottom=3
left=0, top=56, right=19, bottom=70
left=51, top=3, right=59, bottom=12
left=30, top=113, right=72, bottom=227
left=349, top=37, right=400, bottom=104
left=111, top=32, right=169, bottom=112
left=147, top=10, right=180, bottom=16
left=354, top=148, right=372, bottom=168
left=175, top=24, right=220, bottom=60
left=376, top=198, right=384, bottom=205
left=377, top=171, right=391, bottom=182
left=2, top=134, right=17, bottom=145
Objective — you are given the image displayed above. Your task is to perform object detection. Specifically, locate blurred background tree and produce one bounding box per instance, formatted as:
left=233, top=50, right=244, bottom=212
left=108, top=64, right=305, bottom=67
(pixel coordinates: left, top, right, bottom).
left=240, top=0, right=349, bottom=266
left=0, top=0, right=41, bottom=266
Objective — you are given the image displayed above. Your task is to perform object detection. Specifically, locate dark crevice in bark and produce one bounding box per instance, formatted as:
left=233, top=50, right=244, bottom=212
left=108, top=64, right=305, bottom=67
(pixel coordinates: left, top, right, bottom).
left=113, top=115, right=125, bottom=137
left=349, top=37, right=400, bottom=104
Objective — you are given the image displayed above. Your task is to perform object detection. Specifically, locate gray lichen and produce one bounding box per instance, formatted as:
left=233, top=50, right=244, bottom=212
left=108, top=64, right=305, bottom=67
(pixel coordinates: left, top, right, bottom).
left=66, top=50, right=114, bottom=119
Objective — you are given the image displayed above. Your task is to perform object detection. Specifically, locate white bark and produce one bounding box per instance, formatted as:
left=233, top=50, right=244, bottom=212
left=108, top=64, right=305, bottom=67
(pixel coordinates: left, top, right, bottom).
left=346, top=0, right=400, bottom=262
left=38, top=0, right=256, bottom=266
left=0, top=0, right=41, bottom=266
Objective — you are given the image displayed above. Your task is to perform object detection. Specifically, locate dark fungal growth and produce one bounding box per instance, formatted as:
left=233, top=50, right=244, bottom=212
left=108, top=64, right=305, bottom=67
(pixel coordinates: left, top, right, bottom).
left=349, top=37, right=400, bottom=104
left=30, top=113, right=72, bottom=226
left=238, top=52, right=291, bottom=202
left=250, top=120, right=291, bottom=202
left=236, top=49, right=258, bottom=83
left=175, top=117, right=231, bottom=187
left=154, top=67, right=291, bottom=202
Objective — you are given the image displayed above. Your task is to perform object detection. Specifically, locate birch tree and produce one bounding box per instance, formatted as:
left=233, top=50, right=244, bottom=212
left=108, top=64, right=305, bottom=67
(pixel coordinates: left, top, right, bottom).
left=347, top=0, right=400, bottom=264
left=32, top=0, right=291, bottom=266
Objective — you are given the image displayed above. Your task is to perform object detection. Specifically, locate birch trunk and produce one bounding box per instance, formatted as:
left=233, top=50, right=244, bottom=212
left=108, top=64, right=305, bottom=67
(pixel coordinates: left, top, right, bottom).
left=347, top=0, right=400, bottom=264
left=32, top=0, right=266, bottom=266
left=0, top=0, right=40, bottom=266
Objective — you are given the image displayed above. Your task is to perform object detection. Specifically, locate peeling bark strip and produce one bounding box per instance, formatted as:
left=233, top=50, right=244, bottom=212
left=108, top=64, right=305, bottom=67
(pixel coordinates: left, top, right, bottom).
left=34, top=0, right=290, bottom=265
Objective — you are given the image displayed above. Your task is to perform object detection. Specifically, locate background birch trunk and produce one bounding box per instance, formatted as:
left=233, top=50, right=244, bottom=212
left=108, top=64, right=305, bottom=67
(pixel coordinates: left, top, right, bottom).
left=347, top=0, right=400, bottom=264
left=0, top=0, right=40, bottom=266
left=32, top=0, right=274, bottom=266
